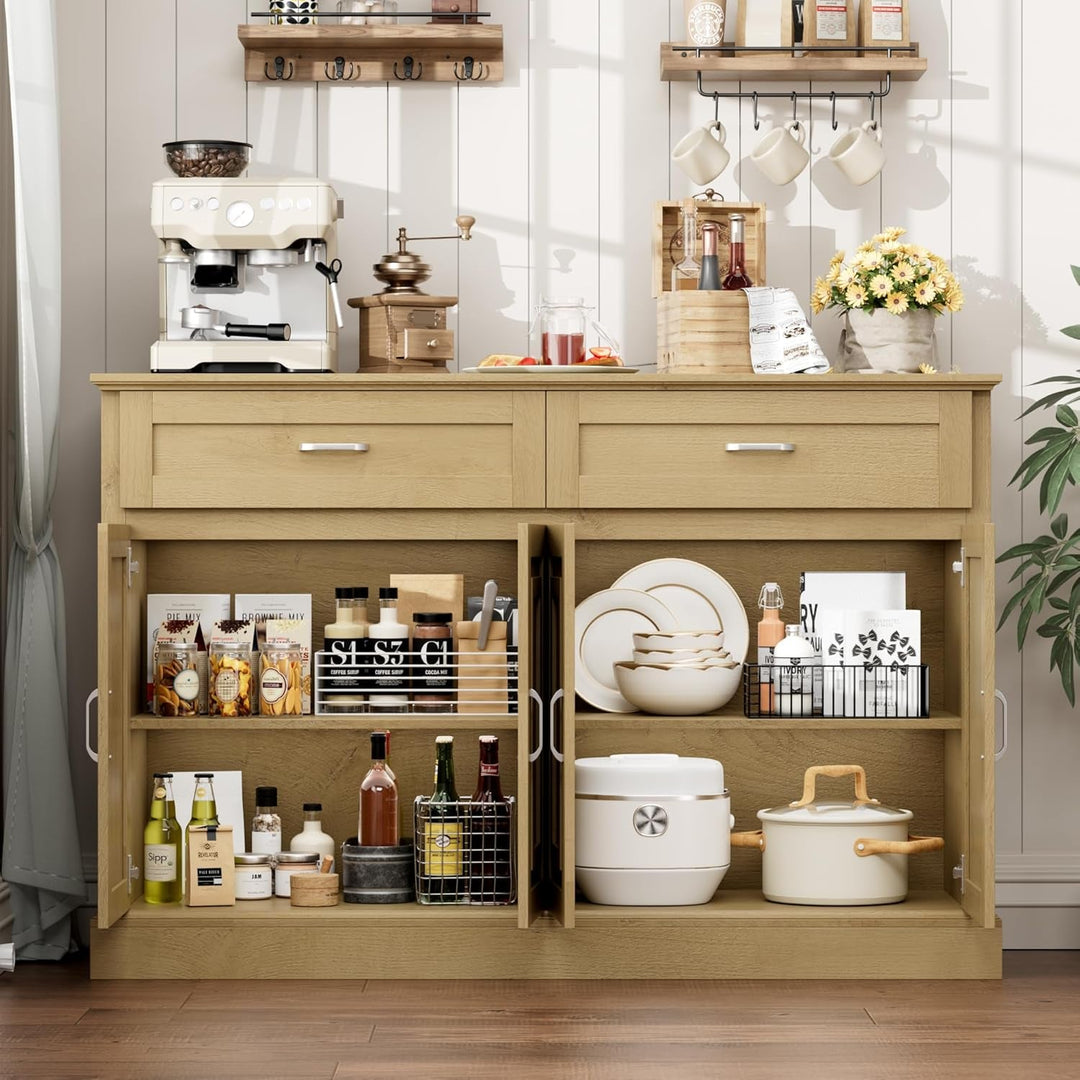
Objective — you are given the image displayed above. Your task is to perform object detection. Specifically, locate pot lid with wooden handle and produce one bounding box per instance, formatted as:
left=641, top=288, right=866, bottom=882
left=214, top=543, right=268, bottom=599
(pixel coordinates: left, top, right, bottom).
left=757, top=764, right=913, bottom=825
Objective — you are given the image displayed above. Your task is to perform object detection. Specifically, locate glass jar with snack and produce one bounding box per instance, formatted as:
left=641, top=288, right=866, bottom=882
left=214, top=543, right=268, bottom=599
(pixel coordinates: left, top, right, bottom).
left=153, top=642, right=201, bottom=717
left=260, top=646, right=304, bottom=717
left=209, top=641, right=256, bottom=717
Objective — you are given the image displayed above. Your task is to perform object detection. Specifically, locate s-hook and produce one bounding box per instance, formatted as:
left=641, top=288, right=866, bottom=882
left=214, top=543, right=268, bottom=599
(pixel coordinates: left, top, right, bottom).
left=454, top=56, right=485, bottom=81
left=868, top=90, right=879, bottom=130
left=790, top=90, right=800, bottom=131
left=394, top=55, right=423, bottom=81
left=324, top=55, right=359, bottom=81
left=265, top=56, right=294, bottom=81
left=830, top=90, right=839, bottom=130
left=752, top=91, right=761, bottom=131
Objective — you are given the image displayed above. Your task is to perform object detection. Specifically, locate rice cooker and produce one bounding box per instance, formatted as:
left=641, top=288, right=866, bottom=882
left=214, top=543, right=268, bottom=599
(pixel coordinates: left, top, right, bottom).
left=575, top=754, right=731, bottom=906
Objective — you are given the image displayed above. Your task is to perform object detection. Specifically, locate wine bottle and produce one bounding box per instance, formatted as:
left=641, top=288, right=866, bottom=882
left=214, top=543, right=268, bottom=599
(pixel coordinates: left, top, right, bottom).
left=359, top=730, right=399, bottom=846
left=421, top=735, right=464, bottom=902
left=143, top=773, right=181, bottom=904
left=721, top=213, right=754, bottom=290
left=470, top=736, right=513, bottom=903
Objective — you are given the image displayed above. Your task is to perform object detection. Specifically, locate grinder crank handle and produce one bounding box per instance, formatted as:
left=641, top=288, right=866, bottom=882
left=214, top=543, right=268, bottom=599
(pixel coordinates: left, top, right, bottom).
left=316, top=259, right=345, bottom=329
left=223, top=323, right=292, bottom=341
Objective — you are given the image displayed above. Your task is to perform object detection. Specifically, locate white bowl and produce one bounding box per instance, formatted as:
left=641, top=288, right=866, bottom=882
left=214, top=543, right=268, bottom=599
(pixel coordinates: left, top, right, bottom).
left=632, top=647, right=729, bottom=665
left=633, top=630, right=725, bottom=651
left=614, top=661, right=743, bottom=716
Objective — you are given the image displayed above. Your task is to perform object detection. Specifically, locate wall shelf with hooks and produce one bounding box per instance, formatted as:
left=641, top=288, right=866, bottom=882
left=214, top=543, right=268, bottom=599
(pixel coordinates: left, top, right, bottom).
left=238, top=23, right=503, bottom=83
left=660, top=42, right=926, bottom=84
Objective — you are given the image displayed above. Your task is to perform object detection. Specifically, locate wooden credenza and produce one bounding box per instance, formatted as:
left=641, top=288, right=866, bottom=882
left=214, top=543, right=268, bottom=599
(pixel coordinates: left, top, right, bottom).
left=91, top=372, right=1001, bottom=979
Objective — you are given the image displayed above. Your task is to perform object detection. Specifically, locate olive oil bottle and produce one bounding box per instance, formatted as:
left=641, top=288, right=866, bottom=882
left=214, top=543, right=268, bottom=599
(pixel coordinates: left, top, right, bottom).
left=143, top=773, right=182, bottom=904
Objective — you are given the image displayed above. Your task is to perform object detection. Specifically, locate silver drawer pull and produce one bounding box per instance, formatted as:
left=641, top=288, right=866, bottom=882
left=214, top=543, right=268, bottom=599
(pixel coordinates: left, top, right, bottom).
left=426, top=339, right=439, bottom=349
left=299, top=442, right=370, bottom=453
left=725, top=442, right=795, bottom=453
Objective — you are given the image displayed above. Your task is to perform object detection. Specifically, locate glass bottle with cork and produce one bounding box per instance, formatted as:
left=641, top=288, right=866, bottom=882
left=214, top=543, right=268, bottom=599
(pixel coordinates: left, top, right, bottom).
left=143, top=772, right=182, bottom=904
left=757, top=583, right=785, bottom=714
left=469, top=735, right=514, bottom=904
left=721, top=212, right=753, bottom=290
left=671, top=200, right=700, bottom=291
left=359, top=730, right=399, bottom=846
left=698, top=222, right=721, bottom=291
left=420, top=734, right=464, bottom=903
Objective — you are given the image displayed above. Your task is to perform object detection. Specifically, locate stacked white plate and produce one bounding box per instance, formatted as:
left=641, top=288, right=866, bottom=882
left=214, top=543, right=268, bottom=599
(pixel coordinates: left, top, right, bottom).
left=574, top=559, right=749, bottom=714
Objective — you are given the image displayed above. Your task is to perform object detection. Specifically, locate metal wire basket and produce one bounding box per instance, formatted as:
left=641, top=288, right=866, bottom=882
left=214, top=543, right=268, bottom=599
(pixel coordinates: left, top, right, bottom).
left=743, top=663, right=930, bottom=719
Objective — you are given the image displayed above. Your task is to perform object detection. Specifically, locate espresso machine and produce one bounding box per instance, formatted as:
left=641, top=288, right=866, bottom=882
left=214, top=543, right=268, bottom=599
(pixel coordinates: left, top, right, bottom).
left=150, top=178, right=343, bottom=372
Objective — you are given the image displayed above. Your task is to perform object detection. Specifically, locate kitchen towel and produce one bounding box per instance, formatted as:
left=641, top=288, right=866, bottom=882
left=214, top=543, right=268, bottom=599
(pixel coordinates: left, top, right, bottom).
left=743, top=287, right=831, bottom=374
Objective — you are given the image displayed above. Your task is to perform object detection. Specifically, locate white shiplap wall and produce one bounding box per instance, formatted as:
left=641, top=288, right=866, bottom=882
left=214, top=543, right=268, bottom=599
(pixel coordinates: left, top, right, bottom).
left=51, top=0, right=1080, bottom=943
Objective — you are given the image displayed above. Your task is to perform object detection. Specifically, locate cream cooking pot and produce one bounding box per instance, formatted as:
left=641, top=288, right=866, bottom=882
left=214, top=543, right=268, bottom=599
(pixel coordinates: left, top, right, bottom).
left=730, top=764, right=944, bottom=906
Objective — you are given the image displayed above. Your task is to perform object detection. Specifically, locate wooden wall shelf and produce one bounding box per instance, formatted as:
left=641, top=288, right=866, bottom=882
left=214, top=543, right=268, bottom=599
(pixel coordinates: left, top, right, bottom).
left=238, top=23, right=504, bottom=83
left=661, top=42, right=927, bottom=83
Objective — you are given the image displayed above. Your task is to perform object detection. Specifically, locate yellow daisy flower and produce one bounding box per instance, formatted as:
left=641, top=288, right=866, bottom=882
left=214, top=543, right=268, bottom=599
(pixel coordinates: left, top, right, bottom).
left=856, top=241, right=875, bottom=255
left=885, top=291, right=910, bottom=314
left=845, top=284, right=868, bottom=307
left=830, top=250, right=846, bottom=268
left=836, top=267, right=856, bottom=289
left=869, top=273, right=892, bottom=298
left=860, top=250, right=884, bottom=270
left=880, top=241, right=903, bottom=255
left=811, top=279, right=831, bottom=314
left=874, top=226, right=905, bottom=243
left=932, top=273, right=950, bottom=291
left=913, top=283, right=937, bottom=305
left=826, top=265, right=841, bottom=286
left=944, top=286, right=964, bottom=312
left=892, top=261, right=917, bottom=284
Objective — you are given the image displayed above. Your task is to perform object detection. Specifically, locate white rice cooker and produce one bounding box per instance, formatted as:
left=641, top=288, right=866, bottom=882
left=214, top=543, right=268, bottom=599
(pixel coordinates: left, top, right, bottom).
left=575, top=754, right=731, bottom=906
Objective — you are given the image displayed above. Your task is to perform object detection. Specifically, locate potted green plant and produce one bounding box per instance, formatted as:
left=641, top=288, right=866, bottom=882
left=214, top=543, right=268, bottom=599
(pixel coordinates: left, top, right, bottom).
left=998, top=266, right=1080, bottom=702
left=811, top=227, right=964, bottom=372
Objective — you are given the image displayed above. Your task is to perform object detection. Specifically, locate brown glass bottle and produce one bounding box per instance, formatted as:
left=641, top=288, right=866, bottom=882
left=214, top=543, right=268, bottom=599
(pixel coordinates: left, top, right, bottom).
left=359, top=730, right=399, bottom=846
left=469, top=735, right=513, bottom=903
left=721, top=213, right=754, bottom=290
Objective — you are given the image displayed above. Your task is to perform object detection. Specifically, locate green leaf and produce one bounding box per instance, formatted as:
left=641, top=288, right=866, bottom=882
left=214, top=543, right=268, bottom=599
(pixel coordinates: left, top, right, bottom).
left=1034, top=375, right=1080, bottom=386
left=1062, top=326, right=1080, bottom=341
left=1072, top=265, right=1080, bottom=287
left=1037, top=623, right=1063, bottom=638
left=1058, top=405, right=1079, bottom=427
left=998, top=539, right=1057, bottom=563
left=1026, top=427, right=1069, bottom=445
left=1041, top=451, right=1074, bottom=514
left=1050, top=596, right=1070, bottom=611
left=998, top=575, right=1041, bottom=631
left=1012, top=440, right=1071, bottom=488
left=1063, top=656, right=1076, bottom=707
left=1020, top=387, right=1080, bottom=418
left=1052, top=513, right=1069, bottom=539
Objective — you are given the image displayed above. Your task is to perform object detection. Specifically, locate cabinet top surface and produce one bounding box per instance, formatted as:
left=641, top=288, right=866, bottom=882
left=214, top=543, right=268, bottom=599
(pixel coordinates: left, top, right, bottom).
left=91, top=373, right=1002, bottom=392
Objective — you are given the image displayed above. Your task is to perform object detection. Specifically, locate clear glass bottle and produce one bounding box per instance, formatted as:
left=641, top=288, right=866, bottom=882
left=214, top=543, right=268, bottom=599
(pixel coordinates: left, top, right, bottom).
left=699, top=222, right=722, bottom=291
left=757, top=583, right=785, bottom=714
left=290, top=802, right=336, bottom=863
left=250, top=785, right=282, bottom=855
left=153, top=642, right=201, bottom=717
left=671, top=202, right=700, bottom=291
left=721, top=212, right=754, bottom=290
left=323, top=586, right=370, bottom=713
left=369, top=587, right=409, bottom=712
left=143, top=772, right=182, bottom=904
left=359, top=730, right=400, bottom=846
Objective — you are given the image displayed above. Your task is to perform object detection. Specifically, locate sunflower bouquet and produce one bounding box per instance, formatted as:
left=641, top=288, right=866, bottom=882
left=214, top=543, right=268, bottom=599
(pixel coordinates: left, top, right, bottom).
left=811, top=227, right=964, bottom=317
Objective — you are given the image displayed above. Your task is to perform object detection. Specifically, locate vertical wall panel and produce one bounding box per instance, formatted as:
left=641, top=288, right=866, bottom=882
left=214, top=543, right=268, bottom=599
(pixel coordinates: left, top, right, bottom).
left=458, top=0, right=531, bottom=364
left=177, top=0, right=247, bottom=139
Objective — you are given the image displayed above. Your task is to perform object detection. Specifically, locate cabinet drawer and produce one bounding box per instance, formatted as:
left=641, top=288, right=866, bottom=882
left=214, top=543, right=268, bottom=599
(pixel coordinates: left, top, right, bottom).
left=398, top=329, right=454, bottom=361
left=117, top=390, right=545, bottom=509
left=548, top=390, right=972, bottom=509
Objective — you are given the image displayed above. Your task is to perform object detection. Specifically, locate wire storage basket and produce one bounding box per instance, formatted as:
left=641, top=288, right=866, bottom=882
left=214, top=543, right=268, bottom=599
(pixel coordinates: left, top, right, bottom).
left=413, top=796, right=516, bottom=906
left=743, top=663, right=930, bottom=719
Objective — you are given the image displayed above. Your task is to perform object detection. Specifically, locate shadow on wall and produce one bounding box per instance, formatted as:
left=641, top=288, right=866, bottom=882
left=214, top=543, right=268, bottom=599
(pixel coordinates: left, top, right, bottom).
left=463, top=230, right=529, bottom=359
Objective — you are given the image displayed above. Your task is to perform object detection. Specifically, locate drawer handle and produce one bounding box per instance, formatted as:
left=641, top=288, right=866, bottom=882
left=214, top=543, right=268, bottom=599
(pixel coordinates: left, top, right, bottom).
left=426, top=339, right=439, bottom=349
left=725, top=443, right=795, bottom=453
left=299, top=442, right=370, bottom=453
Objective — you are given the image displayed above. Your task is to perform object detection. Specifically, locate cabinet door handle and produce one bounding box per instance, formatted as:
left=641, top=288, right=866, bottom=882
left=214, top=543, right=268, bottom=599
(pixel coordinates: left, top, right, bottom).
left=725, top=443, right=795, bottom=453
left=995, top=689, right=1008, bottom=762
left=85, top=688, right=99, bottom=764
left=528, top=689, right=545, bottom=763
left=299, top=442, right=370, bottom=453
left=549, top=688, right=565, bottom=764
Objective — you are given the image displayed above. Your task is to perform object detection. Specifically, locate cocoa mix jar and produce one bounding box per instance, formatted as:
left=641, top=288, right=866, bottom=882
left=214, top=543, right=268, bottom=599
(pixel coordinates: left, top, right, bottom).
left=411, top=613, right=454, bottom=713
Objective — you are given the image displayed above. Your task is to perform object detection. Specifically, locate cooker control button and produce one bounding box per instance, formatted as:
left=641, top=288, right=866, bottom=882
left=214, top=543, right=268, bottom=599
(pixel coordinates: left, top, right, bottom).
left=189, top=198, right=202, bottom=211
left=169, top=197, right=184, bottom=211
left=633, top=804, right=668, bottom=838
left=207, top=197, right=220, bottom=211
left=260, top=196, right=275, bottom=211
left=226, top=200, right=255, bottom=228
left=297, top=197, right=312, bottom=211
left=278, top=197, right=293, bottom=211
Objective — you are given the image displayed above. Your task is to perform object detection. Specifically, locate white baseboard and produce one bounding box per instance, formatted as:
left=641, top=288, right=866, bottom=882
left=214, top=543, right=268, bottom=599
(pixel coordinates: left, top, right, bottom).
left=996, top=854, right=1080, bottom=949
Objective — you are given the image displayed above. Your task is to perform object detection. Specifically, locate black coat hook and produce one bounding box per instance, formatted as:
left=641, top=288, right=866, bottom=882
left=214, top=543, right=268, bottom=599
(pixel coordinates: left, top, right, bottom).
left=830, top=91, right=839, bottom=130
left=454, top=56, right=484, bottom=81
left=324, top=55, right=358, bottom=81
left=265, top=56, right=294, bottom=81
left=393, top=55, right=422, bottom=81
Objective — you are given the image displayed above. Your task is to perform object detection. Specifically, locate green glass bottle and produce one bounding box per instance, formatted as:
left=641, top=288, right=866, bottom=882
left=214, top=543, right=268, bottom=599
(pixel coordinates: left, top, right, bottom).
left=421, top=735, right=464, bottom=902
left=143, top=773, right=182, bottom=904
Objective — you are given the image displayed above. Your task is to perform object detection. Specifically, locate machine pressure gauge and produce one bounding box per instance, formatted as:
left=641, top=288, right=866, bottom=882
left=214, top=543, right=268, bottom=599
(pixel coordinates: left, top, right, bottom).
left=226, top=200, right=255, bottom=228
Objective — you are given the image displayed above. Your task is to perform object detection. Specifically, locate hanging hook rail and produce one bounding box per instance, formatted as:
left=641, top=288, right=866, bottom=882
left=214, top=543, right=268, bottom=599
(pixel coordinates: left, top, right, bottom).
left=695, top=69, right=892, bottom=108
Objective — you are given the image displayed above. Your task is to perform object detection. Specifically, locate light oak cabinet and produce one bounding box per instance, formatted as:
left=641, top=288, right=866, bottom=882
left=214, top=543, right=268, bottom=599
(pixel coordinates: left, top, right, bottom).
left=92, top=373, right=1000, bottom=979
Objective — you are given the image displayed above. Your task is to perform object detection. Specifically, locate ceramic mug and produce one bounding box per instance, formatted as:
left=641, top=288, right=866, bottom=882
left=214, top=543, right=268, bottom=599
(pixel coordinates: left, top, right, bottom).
left=671, top=122, right=731, bottom=186
left=270, top=0, right=318, bottom=24
left=751, top=120, right=809, bottom=185
left=829, top=121, right=886, bottom=186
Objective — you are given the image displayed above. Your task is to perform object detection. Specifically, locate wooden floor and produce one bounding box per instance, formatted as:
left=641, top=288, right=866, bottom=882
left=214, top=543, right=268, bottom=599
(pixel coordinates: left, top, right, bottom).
left=0, top=952, right=1077, bottom=1079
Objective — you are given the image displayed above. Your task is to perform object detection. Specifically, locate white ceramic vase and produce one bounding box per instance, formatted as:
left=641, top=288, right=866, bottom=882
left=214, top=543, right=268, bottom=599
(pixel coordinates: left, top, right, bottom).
left=840, top=306, right=938, bottom=373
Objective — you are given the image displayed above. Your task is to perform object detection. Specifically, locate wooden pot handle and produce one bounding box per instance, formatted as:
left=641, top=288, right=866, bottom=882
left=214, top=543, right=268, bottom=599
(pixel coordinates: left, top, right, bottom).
left=790, top=764, right=879, bottom=808
left=730, top=830, right=765, bottom=851
left=853, top=834, right=945, bottom=857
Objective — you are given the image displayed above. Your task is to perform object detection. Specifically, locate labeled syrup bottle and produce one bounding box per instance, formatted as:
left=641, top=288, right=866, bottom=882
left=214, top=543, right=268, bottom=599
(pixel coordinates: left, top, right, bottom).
left=143, top=773, right=182, bottom=904
left=369, top=587, right=409, bottom=712
left=359, top=730, right=399, bottom=847
left=470, top=735, right=513, bottom=904
left=721, top=212, right=754, bottom=290
left=323, top=586, right=369, bottom=711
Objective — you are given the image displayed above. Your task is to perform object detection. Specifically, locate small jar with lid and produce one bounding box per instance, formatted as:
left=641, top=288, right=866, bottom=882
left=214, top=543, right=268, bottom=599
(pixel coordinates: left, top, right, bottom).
left=234, top=853, right=274, bottom=900
left=260, top=646, right=303, bottom=717
left=411, top=613, right=455, bottom=713
left=273, top=850, right=321, bottom=897
left=209, top=641, right=256, bottom=717
left=153, top=642, right=201, bottom=717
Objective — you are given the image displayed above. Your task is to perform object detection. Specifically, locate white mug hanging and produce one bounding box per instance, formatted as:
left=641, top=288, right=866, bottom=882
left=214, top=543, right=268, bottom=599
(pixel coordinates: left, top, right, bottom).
left=829, top=121, right=886, bottom=186
left=750, top=120, right=809, bottom=185
left=672, top=121, right=732, bottom=186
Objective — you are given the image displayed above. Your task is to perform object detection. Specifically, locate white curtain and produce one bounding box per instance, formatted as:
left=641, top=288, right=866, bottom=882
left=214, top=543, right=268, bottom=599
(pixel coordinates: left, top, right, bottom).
left=1, top=0, right=84, bottom=959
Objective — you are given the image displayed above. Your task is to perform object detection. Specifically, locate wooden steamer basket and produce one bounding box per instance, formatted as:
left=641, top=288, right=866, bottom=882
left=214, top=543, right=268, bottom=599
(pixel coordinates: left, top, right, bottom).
left=653, top=199, right=766, bottom=373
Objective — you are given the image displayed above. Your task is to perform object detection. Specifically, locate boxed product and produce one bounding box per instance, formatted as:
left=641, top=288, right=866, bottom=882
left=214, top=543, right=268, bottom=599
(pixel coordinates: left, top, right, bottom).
left=859, top=0, right=909, bottom=46
left=390, top=574, right=464, bottom=632
left=736, top=0, right=794, bottom=50
left=146, top=594, right=230, bottom=712
left=456, top=621, right=509, bottom=714
left=234, top=594, right=312, bottom=714
left=185, top=825, right=236, bottom=906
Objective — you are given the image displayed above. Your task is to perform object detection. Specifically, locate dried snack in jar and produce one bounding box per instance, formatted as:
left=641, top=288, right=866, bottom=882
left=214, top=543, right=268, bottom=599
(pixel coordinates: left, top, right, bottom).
left=260, top=648, right=304, bottom=717
left=154, top=642, right=201, bottom=717
left=209, top=642, right=255, bottom=717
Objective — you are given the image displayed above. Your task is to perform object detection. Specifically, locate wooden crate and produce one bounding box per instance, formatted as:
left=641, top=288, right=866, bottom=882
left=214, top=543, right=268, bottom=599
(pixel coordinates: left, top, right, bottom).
left=657, top=291, right=751, bottom=373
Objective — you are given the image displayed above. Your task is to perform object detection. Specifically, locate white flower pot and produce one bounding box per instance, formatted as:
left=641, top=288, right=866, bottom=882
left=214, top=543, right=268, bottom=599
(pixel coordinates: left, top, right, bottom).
left=840, top=306, right=938, bottom=373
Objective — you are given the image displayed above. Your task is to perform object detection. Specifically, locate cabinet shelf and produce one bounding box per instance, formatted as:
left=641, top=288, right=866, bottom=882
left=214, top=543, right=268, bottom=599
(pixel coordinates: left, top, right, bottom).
left=238, top=23, right=504, bottom=83
left=661, top=42, right=927, bottom=83
left=131, top=712, right=519, bottom=732
left=575, top=710, right=962, bottom=732
left=124, top=896, right=517, bottom=923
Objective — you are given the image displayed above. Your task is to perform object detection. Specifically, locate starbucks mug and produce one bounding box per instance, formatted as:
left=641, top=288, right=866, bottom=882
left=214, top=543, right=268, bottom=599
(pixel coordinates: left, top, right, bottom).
left=750, top=120, right=809, bottom=186
left=671, top=122, right=731, bottom=186
left=829, top=121, right=886, bottom=186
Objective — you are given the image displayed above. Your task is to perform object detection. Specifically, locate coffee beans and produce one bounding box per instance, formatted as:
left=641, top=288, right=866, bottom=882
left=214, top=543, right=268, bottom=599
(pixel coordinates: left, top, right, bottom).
left=164, top=141, right=250, bottom=179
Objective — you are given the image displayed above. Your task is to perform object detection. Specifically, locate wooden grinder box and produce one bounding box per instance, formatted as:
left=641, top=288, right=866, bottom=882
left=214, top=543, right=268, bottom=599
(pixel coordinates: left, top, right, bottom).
left=653, top=200, right=766, bottom=373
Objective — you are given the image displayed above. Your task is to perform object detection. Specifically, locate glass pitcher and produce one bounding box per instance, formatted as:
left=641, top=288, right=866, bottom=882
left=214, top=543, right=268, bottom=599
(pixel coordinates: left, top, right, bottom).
left=535, top=297, right=592, bottom=366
